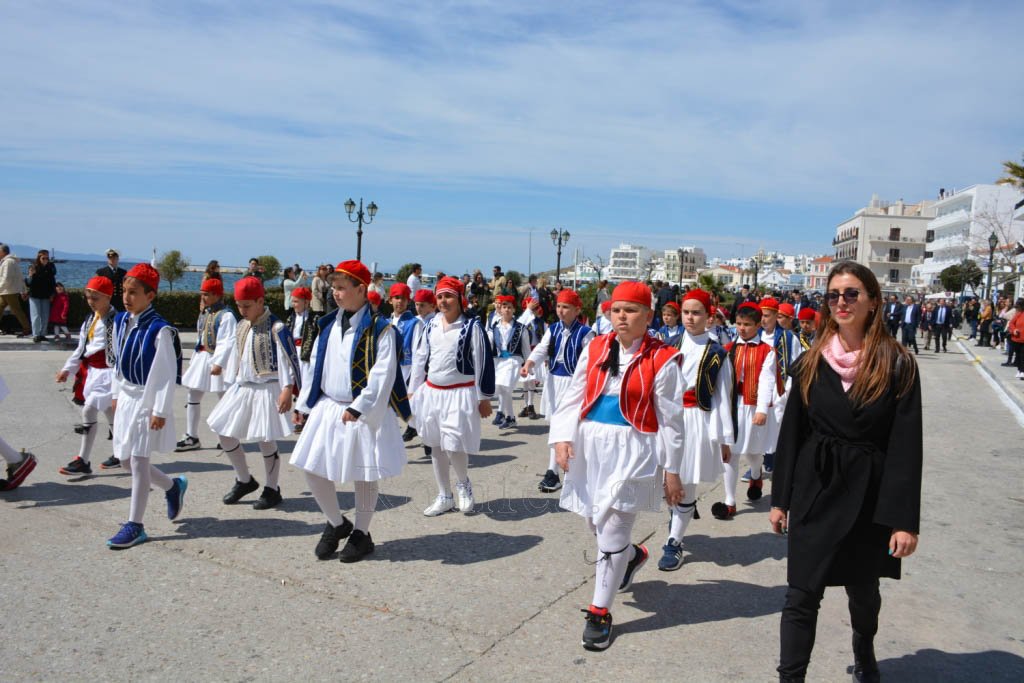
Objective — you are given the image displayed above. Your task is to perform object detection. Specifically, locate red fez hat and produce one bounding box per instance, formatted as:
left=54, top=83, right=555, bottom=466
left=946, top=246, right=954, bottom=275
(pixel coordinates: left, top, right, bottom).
left=85, top=276, right=114, bottom=298
left=759, top=297, right=779, bottom=311
left=495, top=295, right=516, bottom=305
left=797, top=307, right=816, bottom=322
left=333, top=260, right=371, bottom=286
left=522, top=296, right=537, bottom=310
left=777, top=303, right=795, bottom=317
left=367, top=290, right=382, bottom=307
left=601, top=299, right=612, bottom=313
left=389, top=283, right=411, bottom=299
left=291, top=286, right=312, bottom=301
left=682, top=288, right=712, bottom=313
left=435, top=276, right=467, bottom=307
left=414, top=289, right=436, bottom=304
left=200, top=278, right=224, bottom=296
left=611, top=281, right=653, bottom=308
left=663, top=301, right=681, bottom=314
left=556, top=289, right=582, bottom=308
left=234, top=276, right=265, bottom=301
left=126, top=263, right=160, bottom=291
left=738, top=301, right=761, bottom=314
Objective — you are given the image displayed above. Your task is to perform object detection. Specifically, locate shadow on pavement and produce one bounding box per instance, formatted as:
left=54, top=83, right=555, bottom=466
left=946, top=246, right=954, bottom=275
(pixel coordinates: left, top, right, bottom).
left=10, top=481, right=129, bottom=508
left=153, top=516, right=321, bottom=540
left=877, top=648, right=1024, bottom=682
left=619, top=579, right=786, bottom=632
left=469, top=452, right=518, bottom=468
left=476, top=496, right=565, bottom=521
left=159, top=459, right=234, bottom=474
left=479, top=438, right=525, bottom=452
left=284, top=491, right=412, bottom=514
left=683, top=532, right=788, bottom=567
left=373, top=531, right=543, bottom=564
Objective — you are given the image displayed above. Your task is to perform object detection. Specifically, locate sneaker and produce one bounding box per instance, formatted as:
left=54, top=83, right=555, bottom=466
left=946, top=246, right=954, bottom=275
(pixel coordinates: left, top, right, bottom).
left=618, top=544, right=649, bottom=592
left=747, top=477, right=764, bottom=501
left=106, top=521, right=148, bottom=549
left=455, top=479, right=475, bottom=513
left=338, top=529, right=375, bottom=563
left=0, top=452, right=37, bottom=491
left=59, top=457, right=93, bottom=476
left=500, top=415, right=517, bottom=429
left=518, top=405, right=531, bottom=418
left=658, top=539, right=684, bottom=572
left=528, top=405, right=541, bottom=420
left=166, top=476, right=188, bottom=520
left=222, top=477, right=260, bottom=504
left=740, top=468, right=752, bottom=482
left=402, top=426, right=417, bottom=443
left=538, top=469, right=562, bottom=493
left=175, top=435, right=201, bottom=452
left=253, top=486, right=282, bottom=510
left=73, top=423, right=91, bottom=435
left=1017, top=371, right=1024, bottom=380
left=423, top=494, right=454, bottom=517
left=423, top=445, right=433, bottom=457
left=711, top=502, right=737, bottom=519
left=100, top=455, right=121, bottom=470
left=581, top=606, right=613, bottom=651
left=491, top=411, right=505, bottom=426
left=763, top=453, right=774, bottom=473
left=315, top=517, right=353, bottom=559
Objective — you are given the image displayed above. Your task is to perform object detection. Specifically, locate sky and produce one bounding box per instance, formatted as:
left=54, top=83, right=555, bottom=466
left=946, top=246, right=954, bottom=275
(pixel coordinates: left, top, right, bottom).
left=1, top=1, right=1022, bottom=274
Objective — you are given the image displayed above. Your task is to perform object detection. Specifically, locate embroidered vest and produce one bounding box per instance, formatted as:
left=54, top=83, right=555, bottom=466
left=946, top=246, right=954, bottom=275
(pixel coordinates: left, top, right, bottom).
left=392, top=310, right=419, bottom=367
left=490, top=319, right=527, bottom=359
left=772, top=326, right=797, bottom=385
left=79, top=308, right=117, bottom=367
left=114, top=307, right=182, bottom=386
left=799, top=331, right=814, bottom=350
left=691, top=340, right=727, bottom=412
left=579, top=333, right=681, bottom=433
left=236, top=308, right=301, bottom=385
left=286, top=310, right=322, bottom=362
left=196, top=303, right=231, bottom=352
left=423, top=314, right=495, bottom=397
left=548, top=320, right=591, bottom=377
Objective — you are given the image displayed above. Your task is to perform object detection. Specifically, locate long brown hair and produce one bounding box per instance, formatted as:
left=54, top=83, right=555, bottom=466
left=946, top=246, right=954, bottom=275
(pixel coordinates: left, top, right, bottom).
left=799, top=261, right=916, bottom=406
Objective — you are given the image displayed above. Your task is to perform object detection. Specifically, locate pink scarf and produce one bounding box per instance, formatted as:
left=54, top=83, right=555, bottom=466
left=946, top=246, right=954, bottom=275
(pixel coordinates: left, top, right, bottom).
left=821, top=334, right=861, bottom=391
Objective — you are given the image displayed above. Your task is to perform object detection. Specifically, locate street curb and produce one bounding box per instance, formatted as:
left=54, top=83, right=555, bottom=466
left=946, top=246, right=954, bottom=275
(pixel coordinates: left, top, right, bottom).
left=953, top=335, right=1024, bottom=415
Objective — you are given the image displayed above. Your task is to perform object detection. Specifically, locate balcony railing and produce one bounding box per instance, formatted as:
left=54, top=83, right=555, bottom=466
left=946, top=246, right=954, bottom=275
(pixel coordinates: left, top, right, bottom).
left=869, top=235, right=925, bottom=244
left=868, top=255, right=921, bottom=264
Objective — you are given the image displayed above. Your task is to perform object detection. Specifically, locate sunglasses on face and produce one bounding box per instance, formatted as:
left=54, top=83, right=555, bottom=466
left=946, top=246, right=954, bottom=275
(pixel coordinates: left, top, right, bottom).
left=825, top=288, right=862, bottom=305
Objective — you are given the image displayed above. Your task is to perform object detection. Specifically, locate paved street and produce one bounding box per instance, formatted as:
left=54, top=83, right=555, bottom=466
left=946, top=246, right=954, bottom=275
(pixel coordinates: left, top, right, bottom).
left=1, top=330, right=1023, bottom=682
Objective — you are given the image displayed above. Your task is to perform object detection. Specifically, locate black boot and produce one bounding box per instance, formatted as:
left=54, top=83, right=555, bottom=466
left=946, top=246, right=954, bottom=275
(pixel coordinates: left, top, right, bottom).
left=852, top=632, right=880, bottom=683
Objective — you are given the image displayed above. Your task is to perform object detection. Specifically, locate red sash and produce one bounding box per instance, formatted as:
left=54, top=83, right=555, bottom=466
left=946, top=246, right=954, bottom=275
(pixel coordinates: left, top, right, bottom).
left=683, top=389, right=698, bottom=408
left=426, top=379, right=475, bottom=390
left=83, top=350, right=108, bottom=369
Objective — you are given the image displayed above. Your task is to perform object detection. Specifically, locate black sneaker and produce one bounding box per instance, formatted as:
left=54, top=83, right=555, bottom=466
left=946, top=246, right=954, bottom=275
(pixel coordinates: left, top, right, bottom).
left=175, top=435, right=201, bottom=452
left=338, top=529, right=374, bottom=563
left=529, top=405, right=542, bottom=420
left=315, top=517, right=354, bottom=559
left=59, top=457, right=92, bottom=475
left=402, top=426, right=417, bottom=442
left=100, top=455, right=121, bottom=470
left=538, top=469, right=562, bottom=493
left=253, top=486, right=282, bottom=510
left=423, top=445, right=432, bottom=457
left=222, top=477, right=260, bottom=504
left=518, top=405, right=531, bottom=418
left=581, top=607, right=613, bottom=651
left=618, top=544, right=649, bottom=593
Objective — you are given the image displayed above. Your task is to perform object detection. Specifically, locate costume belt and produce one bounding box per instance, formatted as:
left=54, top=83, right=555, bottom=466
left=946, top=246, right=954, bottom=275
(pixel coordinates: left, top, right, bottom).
left=426, top=379, right=475, bottom=390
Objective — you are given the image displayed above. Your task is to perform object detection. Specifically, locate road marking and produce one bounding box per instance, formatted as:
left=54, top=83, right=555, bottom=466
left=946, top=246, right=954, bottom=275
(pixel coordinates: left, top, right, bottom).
left=955, top=339, right=1024, bottom=429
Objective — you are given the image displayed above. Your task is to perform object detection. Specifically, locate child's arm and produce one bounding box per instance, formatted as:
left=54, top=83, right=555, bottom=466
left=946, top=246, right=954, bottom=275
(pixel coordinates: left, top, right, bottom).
left=273, top=324, right=294, bottom=413
left=210, top=312, right=237, bottom=373
left=148, top=327, right=178, bottom=429
left=522, top=327, right=551, bottom=377
left=56, top=319, right=88, bottom=382
left=753, top=348, right=776, bottom=425
left=548, top=345, right=589, bottom=447
left=654, top=356, right=685, bottom=505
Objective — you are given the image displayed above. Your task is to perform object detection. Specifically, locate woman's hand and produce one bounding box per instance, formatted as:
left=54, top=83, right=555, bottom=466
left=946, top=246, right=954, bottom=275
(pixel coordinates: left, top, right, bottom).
left=663, top=472, right=683, bottom=506
left=554, top=442, right=574, bottom=472
left=889, top=530, right=918, bottom=558
left=769, top=507, right=788, bottom=535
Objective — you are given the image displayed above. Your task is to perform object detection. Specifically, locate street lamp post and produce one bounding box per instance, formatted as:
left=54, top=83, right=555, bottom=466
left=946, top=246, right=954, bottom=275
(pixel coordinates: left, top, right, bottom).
left=987, top=231, right=998, bottom=300
left=344, top=197, right=378, bottom=262
left=550, top=228, right=570, bottom=285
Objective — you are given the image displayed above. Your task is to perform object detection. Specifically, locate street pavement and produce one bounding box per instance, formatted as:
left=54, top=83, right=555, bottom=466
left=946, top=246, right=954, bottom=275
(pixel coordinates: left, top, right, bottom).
left=1, top=328, right=1022, bottom=682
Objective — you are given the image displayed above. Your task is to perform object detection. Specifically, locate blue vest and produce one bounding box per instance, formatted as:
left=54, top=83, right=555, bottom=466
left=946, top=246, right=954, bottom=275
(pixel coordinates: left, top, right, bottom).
left=393, top=310, right=419, bottom=367
left=114, top=307, right=182, bottom=386
left=694, top=341, right=728, bottom=412
left=772, top=326, right=797, bottom=383
left=490, top=320, right=527, bottom=359
left=424, top=315, right=495, bottom=397
left=549, top=320, right=592, bottom=377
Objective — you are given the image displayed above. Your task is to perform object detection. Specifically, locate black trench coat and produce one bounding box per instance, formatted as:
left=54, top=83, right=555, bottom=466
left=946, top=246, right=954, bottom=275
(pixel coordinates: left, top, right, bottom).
left=771, top=356, right=922, bottom=592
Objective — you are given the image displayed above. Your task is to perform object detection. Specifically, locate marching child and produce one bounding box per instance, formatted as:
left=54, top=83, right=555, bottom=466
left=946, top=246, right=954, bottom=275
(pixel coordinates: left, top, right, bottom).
left=550, top=282, right=685, bottom=650
left=710, top=302, right=778, bottom=520
left=389, top=282, right=421, bottom=442
left=657, top=289, right=734, bottom=570
left=409, top=276, right=495, bottom=516
left=290, top=260, right=411, bottom=563
left=490, top=295, right=531, bottom=429
left=206, top=276, right=299, bottom=510
left=107, top=264, right=186, bottom=548
left=753, top=297, right=802, bottom=476
left=657, top=301, right=683, bottom=343
left=410, top=288, right=437, bottom=456
left=0, top=373, right=37, bottom=491
left=49, top=282, right=71, bottom=341
left=797, top=307, right=817, bottom=349
left=176, top=277, right=236, bottom=452
left=521, top=288, right=593, bottom=493
left=286, top=285, right=319, bottom=430
left=593, top=300, right=614, bottom=335
left=517, top=297, right=546, bottom=420
left=55, top=276, right=118, bottom=475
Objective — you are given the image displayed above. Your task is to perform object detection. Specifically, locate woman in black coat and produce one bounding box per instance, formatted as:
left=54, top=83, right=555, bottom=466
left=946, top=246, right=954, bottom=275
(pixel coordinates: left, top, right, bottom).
left=770, top=261, right=921, bottom=683
left=26, top=249, right=57, bottom=342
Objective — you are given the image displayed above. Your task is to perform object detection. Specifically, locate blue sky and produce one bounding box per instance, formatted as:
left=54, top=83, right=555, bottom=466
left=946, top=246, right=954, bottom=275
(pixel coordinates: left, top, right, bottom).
left=1, top=1, right=1021, bottom=274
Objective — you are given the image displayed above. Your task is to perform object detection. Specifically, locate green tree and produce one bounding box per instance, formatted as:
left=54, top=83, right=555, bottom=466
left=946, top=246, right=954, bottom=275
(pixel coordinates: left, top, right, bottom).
left=156, top=249, right=189, bottom=291
left=257, top=255, right=281, bottom=283
left=996, top=154, right=1024, bottom=190
left=939, top=260, right=983, bottom=293
left=697, top=272, right=725, bottom=300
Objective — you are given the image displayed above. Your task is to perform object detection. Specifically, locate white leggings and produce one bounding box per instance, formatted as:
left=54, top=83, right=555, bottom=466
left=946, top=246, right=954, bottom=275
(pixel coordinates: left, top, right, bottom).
left=722, top=452, right=763, bottom=506
left=128, top=456, right=173, bottom=524
left=186, top=388, right=222, bottom=438
left=219, top=437, right=281, bottom=490
left=588, top=510, right=638, bottom=610
left=667, top=483, right=699, bottom=542
left=431, top=450, right=469, bottom=497
left=304, top=472, right=379, bottom=533
left=495, top=385, right=515, bottom=416
left=78, top=404, right=115, bottom=463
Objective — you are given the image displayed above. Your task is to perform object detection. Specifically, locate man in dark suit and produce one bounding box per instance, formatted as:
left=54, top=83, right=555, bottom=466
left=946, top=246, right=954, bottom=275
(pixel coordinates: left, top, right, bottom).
left=791, top=290, right=816, bottom=318
left=884, top=295, right=904, bottom=337
left=730, top=284, right=756, bottom=323
left=932, top=298, right=954, bottom=352
left=900, top=296, right=920, bottom=354
left=95, top=248, right=127, bottom=312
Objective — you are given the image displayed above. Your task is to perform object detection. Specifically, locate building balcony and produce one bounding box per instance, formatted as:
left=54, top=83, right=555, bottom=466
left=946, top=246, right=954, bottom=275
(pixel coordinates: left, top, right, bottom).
left=868, top=234, right=925, bottom=244
left=928, top=209, right=971, bottom=230
left=867, top=255, right=921, bottom=265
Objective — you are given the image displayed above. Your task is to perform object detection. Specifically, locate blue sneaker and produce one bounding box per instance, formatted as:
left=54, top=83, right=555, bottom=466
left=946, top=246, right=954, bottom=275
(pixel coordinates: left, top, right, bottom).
left=763, top=453, right=774, bottom=473
left=500, top=415, right=517, bottom=429
left=491, top=411, right=505, bottom=426
left=657, top=539, right=684, bottom=571
left=166, top=476, right=188, bottom=521
left=107, top=521, right=148, bottom=549
left=740, top=468, right=752, bottom=482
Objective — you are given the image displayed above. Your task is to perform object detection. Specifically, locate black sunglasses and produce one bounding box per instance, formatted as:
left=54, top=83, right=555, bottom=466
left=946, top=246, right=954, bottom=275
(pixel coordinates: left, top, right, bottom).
left=825, top=288, right=862, bottom=305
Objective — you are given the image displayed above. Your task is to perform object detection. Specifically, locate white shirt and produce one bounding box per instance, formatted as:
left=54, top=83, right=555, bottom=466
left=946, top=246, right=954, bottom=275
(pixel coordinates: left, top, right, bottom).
left=409, top=314, right=492, bottom=400
left=62, top=311, right=111, bottom=376
left=407, top=273, right=422, bottom=294
left=223, top=319, right=295, bottom=388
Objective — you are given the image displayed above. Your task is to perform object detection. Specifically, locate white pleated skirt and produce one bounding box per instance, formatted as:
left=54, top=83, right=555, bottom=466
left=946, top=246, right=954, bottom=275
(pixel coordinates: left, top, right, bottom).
left=680, top=407, right=724, bottom=484
left=83, top=366, right=114, bottom=412
left=539, top=373, right=573, bottom=421
left=289, top=397, right=405, bottom=483
left=113, top=382, right=177, bottom=458
left=207, top=381, right=292, bottom=442
left=182, top=350, right=227, bottom=393
left=494, top=357, right=521, bottom=389
left=411, top=384, right=481, bottom=454
left=559, top=419, right=662, bottom=526
left=733, top=403, right=773, bottom=455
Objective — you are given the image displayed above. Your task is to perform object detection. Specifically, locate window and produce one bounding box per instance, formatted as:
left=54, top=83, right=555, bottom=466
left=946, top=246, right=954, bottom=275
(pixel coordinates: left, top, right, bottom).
left=889, top=269, right=899, bottom=283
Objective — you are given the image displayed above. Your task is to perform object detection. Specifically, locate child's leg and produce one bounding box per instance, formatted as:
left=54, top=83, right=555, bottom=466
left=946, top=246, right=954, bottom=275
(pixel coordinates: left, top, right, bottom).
left=722, top=456, right=739, bottom=507
left=0, top=435, right=23, bottom=464
left=667, top=483, right=699, bottom=542
left=524, top=388, right=535, bottom=409
left=591, top=510, right=638, bottom=610
left=354, top=480, right=379, bottom=533
left=746, top=451, right=764, bottom=480
left=496, top=385, right=513, bottom=416
left=304, top=471, right=344, bottom=527
left=78, top=404, right=100, bottom=463
left=185, top=389, right=204, bottom=438
left=548, top=445, right=558, bottom=473
left=219, top=436, right=251, bottom=482
left=431, top=450, right=452, bottom=497
left=448, top=450, right=470, bottom=485
left=128, top=456, right=172, bottom=523
left=258, top=441, right=280, bottom=490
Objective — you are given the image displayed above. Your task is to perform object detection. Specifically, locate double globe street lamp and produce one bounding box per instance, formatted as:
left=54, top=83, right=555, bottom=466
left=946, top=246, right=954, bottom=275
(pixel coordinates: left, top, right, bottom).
left=551, top=228, right=570, bottom=285
left=986, top=231, right=998, bottom=300
left=345, top=197, right=378, bottom=261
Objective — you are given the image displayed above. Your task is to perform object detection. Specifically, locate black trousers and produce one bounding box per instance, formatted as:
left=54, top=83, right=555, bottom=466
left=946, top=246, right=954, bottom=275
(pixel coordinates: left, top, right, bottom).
left=900, top=323, right=918, bottom=352
left=886, top=320, right=899, bottom=337
left=778, top=580, right=881, bottom=680
left=933, top=325, right=950, bottom=351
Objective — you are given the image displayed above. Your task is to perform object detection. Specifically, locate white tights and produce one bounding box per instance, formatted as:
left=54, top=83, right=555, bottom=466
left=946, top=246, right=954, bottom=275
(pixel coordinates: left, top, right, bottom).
left=186, top=389, right=222, bottom=438
left=128, top=456, right=173, bottom=524
left=304, top=472, right=379, bottom=533
left=667, top=483, right=699, bottom=542
left=0, top=435, right=22, bottom=464
left=496, top=386, right=514, bottom=416
left=431, top=450, right=469, bottom=497
left=588, top=510, right=638, bottom=610
left=219, top=437, right=280, bottom=490
left=78, top=404, right=115, bottom=463
left=722, top=452, right=763, bottom=506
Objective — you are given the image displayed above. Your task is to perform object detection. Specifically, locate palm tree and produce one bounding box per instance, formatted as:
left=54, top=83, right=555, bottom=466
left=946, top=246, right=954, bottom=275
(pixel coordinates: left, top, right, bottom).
left=996, top=154, right=1024, bottom=190
left=697, top=272, right=725, bottom=300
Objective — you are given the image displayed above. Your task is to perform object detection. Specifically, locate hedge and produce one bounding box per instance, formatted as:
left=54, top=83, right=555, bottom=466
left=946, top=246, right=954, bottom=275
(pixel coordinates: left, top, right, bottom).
left=64, top=289, right=288, bottom=330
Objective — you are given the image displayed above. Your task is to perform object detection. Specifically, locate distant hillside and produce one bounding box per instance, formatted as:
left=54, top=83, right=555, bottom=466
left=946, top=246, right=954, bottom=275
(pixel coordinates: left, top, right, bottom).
left=4, top=243, right=143, bottom=262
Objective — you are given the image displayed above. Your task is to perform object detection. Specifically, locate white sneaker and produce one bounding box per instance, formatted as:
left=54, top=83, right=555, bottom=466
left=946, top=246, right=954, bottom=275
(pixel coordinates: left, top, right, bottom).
left=455, top=479, right=475, bottom=513
left=423, top=495, right=454, bottom=517
left=1017, top=371, right=1024, bottom=380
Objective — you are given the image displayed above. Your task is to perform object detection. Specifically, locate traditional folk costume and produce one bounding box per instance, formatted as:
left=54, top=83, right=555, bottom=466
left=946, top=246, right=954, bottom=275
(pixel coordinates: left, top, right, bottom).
left=797, top=307, right=817, bottom=349
left=659, top=290, right=735, bottom=570
left=177, top=278, right=236, bottom=452
left=550, top=281, right=685, bottom=651
left=287, top=286, right=320, bottom=375
left=710, top=302, right=779, bottom=520
left=525, top=289, right=594, bottom=492
left=58, top=276, right=118, bottom=475
left=0, top=374, right=37, bottom=491
left=490, top=295, right=532, bottom=429
left=593, top=300, right=614, bottom=335
left=107, top=264, right=187, bottom=548
left=290, top=260, right=411, bottom=562
left=409, top=276, right=495, bottom=517
left=408, top=289, right=437, bottom=456
left=516, top=298, right=546, bottom=419
left=207, top=277, right=299, bottom=510
left=657, top=301, right=683, bottom=345
left=388, top=283, right=422, bottom=386
left=708, top=306, right=735, bottom=346
left=758, top=298, right=804, bottom=477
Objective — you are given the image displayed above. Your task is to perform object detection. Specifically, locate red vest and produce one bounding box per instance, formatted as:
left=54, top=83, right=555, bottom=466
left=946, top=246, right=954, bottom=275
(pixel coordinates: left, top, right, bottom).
left=580, top=333, right=681, bottom=433
left=725, top=340, right=777, bottom=406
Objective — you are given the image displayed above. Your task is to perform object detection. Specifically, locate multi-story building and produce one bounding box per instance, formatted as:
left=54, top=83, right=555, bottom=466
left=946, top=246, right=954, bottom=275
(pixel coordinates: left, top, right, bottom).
left=912, top=184, right=1024, bottom=290
left=806, top=256, right=834, bottom=291
left=660, top=246, right=706, bottom=283
left=700, top=264, right=743, bottom=289
left=606, top=243, right=654, bottom=282
left=833, top=195, right=935, bottom=292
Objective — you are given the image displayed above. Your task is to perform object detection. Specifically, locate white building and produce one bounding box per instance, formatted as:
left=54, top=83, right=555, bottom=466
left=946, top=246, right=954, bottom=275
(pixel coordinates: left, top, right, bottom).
left=607, top=243, right=655, bottom=282
left=655, top=246, right=706, bottom=284
left=912, top=184, right=1024, bottom=290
